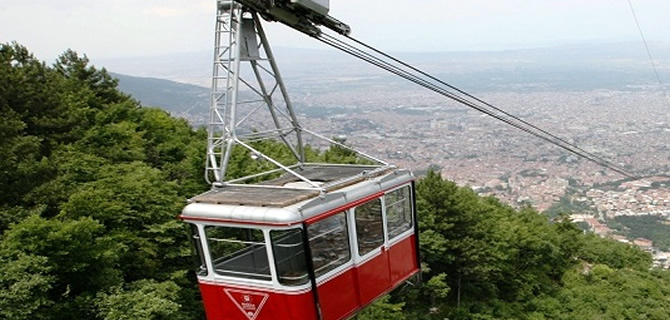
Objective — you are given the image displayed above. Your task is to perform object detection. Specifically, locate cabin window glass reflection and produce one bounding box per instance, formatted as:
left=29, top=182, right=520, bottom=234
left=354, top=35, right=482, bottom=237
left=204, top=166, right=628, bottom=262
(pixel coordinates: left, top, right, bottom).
left=188, top=224, right=208, bottom=276
left=307, top=212, right=350, bottom=278
left=355, top=198, right=384, bottom=256
left=271, top=228, right=309, bottom=286
left=385, top=186, right=413, bottom=239
left=204, top=226, right=271, bottom=281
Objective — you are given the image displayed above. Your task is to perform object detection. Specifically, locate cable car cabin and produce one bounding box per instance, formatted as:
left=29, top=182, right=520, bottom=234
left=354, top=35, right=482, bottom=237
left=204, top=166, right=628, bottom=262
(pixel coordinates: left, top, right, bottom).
left=180, top=164, right=420, bottom=320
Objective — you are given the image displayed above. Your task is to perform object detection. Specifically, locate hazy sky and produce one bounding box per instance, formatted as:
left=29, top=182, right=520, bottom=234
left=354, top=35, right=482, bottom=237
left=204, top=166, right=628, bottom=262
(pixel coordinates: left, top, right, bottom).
left=1, top=0, right=669, bottom=61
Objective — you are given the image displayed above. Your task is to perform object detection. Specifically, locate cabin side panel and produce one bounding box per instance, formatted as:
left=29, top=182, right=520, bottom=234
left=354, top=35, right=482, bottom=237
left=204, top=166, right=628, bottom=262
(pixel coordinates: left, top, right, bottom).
left=388, top=234, right=420, bottom=284
left=316, top=269, right=359, bottom=320
left=199, top=282, right=317, bottom=320
left=355, top=249, right=391, bottom=304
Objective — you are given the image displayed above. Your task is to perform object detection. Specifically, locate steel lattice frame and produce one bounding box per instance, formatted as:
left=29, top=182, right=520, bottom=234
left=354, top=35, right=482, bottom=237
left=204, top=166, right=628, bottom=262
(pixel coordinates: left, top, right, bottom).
left=206, top=1, right=307, bottom=184
left=206, top=0, right=390, bottom=190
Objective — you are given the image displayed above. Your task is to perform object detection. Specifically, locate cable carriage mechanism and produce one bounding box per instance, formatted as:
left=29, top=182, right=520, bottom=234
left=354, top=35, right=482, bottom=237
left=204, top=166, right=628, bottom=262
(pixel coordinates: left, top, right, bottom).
left=180, top=1, right=421, bottom=319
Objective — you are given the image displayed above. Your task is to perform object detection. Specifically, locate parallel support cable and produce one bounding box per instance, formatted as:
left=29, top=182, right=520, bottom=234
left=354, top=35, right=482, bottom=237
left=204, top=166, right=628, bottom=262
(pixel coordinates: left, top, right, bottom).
left=305, top=30, right=637, bottom=178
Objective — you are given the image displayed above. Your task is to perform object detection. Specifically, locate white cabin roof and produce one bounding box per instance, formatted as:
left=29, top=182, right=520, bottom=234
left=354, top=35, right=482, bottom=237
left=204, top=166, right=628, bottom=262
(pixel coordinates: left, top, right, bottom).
left=181, top=166, right=413, bottom=226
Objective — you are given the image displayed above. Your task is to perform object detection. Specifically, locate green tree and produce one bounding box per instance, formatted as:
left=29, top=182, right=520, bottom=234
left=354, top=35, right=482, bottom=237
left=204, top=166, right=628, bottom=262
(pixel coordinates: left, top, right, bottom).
left=0, top=43, right=206, bottom=319
left=95, top=280, right=186, bottom=320
left=411, top=171, right=596, bottom=319
left=322, top=137, right=371, bottom=164
left=354, top=295, right=407, bottom=320
left=54, top=49, right=127, bottom=110
left=60, top=162, right=188, bottom=281
left=0, top=215, right=122, bottom=319
left=552, top=264, right=670, bottom=319
left=0, top=43, right=57, bottom=207
left=416, top=170, right=502, bottom=308
left=577, top=234, right=652, bottom=270
left=0, top=254, right=54, bottom=320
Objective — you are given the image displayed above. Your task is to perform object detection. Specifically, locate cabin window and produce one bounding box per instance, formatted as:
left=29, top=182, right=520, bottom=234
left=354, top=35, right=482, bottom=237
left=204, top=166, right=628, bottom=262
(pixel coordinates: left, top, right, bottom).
left=271, top=228, right=309, bottom=286
left=204, top=226, right=271, bottom=281
left=189, top=224, right=208, bottom=276
left=308, top=212, right=350, bottom=278
left=385, top=186, right=413, bottom=239
left=354, top=198, right=384, bottom=256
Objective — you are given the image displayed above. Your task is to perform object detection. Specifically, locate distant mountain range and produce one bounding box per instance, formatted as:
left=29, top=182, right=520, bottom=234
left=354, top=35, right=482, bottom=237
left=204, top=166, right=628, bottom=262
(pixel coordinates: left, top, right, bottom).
left=111, top=73, right=209, bottom=117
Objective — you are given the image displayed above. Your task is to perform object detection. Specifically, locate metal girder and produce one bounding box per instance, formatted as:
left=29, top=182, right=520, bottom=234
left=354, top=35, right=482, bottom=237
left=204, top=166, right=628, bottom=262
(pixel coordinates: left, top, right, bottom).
left=205, top=0, right=389, bottom=191
left=206, top=1, right=306, bottom=185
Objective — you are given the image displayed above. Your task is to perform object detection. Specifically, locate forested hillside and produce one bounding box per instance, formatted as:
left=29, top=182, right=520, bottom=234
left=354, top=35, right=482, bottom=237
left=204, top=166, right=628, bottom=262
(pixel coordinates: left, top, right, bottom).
left=0, top=43, right=209, bottom=320
left=2, top=42, right=669, bottom=320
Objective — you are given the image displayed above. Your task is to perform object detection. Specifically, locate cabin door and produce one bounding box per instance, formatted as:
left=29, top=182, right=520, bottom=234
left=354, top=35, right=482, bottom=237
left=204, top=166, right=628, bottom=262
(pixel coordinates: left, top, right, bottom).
left=306, top=212, right=359, bottom=320
left=351, top=198, right=392, bottom=305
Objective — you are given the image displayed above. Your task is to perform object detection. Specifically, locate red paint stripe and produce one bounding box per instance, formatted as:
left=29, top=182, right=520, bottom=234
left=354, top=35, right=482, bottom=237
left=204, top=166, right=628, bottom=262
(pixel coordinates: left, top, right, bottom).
left=385, top=179, right=416, bottom=192
left=304, top=180, right=414, bottom=225
left=198, top=279, right=312, bottom=295
left=305, top=179, right=414, bottom=224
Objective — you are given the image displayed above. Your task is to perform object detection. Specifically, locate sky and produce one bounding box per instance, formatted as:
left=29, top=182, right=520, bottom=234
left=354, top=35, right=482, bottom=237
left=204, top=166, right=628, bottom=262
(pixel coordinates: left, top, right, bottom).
left=1, top=0, right=669, bottom=61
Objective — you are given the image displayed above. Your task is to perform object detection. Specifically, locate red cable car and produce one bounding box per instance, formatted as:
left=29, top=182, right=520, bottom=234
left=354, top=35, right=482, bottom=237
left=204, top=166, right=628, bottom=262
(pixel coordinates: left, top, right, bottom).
left=181, top=165, right=420, bottom=320
left=182, top=1, right=420, bottom=319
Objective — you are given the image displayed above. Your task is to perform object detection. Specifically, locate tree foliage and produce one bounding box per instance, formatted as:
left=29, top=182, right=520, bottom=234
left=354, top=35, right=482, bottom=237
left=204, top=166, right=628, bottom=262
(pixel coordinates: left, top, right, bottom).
left=354, top=295, right=407, bottom=320
left=0, top=253, right=54, bottom=320
left=0, top=43, right=206, bottom=320
left=95, top=280, right=186, bottom=320
left=614, top=215, right=670, bottom=251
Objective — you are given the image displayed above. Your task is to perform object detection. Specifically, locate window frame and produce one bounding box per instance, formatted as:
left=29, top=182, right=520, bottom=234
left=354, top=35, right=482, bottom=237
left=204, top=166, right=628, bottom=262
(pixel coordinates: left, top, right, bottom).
left=306, top=211, right=352, bottom=280
left=204, top=224, right=272, bottom=282
left=352, top=198, right=385, bottom=258
left=384, top=184, right=414, bottom=243
left=188, top=223, right=209, bottom=277
left=270, top=228, right=310, bottom=286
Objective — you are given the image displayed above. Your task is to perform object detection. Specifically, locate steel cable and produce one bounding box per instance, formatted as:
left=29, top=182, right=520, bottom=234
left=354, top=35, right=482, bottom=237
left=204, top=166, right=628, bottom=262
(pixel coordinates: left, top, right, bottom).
left=309, top=31, right=637, bottom=178
left=626, top=0, right=670, bottom=107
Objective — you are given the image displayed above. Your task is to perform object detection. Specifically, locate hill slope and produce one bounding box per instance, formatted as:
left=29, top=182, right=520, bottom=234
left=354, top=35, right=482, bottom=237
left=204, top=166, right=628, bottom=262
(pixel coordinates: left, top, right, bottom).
left=112, top=72, right=208, bottom=117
